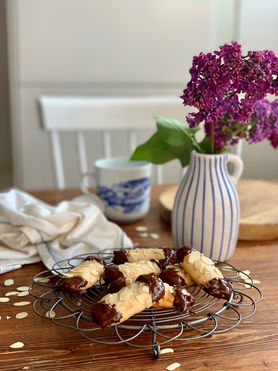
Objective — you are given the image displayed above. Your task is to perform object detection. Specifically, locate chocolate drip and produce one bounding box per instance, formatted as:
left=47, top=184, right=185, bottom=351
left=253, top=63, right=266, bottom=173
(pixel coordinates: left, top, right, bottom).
left=104, top=266, right=124, bottom=282
left=205, top=277, right=232, bottom=300
left=136, top=273, right=165, bottom=303
left=92, top=302, right=123, bottom=328
left=83, top=256, right=106, bottom=267
left=163, top=248, right=177, bottom=265
left=159, top=268, right=186, bottom=287
left=173, top=287, right=195, bottom=313
left=176, top=246, right=194, bottom=263
left=153, top=248, right=177, bottom=270
left=112, top=250, right=129, bottom=264
left=59, top=276, right=88, bottom=294
left=108, top=277, right=126, bottom=293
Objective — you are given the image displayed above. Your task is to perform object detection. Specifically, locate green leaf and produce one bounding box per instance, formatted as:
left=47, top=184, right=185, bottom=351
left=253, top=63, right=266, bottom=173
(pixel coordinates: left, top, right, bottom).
left=170, top=141, right=193, bottom=167
left=155, top=116, right=199, bottom=147
left=198, top=137, right=211, bottom=154
left=130, top=132, right=176, bottom=164
left=130, top=116, right=200, bottom=167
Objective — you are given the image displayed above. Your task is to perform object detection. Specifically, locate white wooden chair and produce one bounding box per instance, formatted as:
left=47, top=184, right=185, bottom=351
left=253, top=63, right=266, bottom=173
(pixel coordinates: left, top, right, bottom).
left=38, top=96, right=185, bottom=189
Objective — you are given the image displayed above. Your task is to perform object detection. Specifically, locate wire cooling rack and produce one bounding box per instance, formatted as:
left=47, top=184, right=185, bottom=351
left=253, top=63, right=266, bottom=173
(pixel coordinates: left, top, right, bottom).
left=29, top=251, right=262, bottom=359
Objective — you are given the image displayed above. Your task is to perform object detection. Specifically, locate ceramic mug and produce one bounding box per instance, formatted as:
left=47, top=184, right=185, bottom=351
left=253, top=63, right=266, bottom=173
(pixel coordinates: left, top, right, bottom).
left=80, top=157, right=152, bottom=223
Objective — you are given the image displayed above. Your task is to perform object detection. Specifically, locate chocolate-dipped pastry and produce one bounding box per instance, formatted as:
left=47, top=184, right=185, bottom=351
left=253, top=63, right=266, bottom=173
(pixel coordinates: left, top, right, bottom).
left=153, top=283, right=195, bottom=313
left=159, top=264, right=194, bottom=287
left=177, top=246, right=232, bottom=300
left=59, top=256, right=106, bottom=294
left=204, top=277, right=233, bottom=300
left=112, top=247, right=176, bottom=265
left=91, top=273, right=165, bottom=328
left=104, top=260, right=161, bottom=287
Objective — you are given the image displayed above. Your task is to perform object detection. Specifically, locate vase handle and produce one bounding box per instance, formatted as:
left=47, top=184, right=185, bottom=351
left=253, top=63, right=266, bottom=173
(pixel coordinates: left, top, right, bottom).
left=227, top=153, right=243, bottom=184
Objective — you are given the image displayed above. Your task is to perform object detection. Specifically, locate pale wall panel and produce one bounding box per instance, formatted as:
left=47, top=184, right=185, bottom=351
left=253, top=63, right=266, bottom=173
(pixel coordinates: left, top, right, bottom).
left=8, top=0, right=237, bottom=189
left=17, top=0, right=231, bottom=84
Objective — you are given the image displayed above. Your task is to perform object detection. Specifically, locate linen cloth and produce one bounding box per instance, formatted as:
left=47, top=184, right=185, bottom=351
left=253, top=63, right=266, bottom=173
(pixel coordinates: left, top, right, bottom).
left=0, top=188, right=133, bottom=274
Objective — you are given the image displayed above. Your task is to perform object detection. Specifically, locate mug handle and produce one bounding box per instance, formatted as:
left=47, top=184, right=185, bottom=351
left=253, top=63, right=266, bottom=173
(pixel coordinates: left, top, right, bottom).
left=227, top=154, right=243, bottom=184
left=80, top=172, right=105, bottom=211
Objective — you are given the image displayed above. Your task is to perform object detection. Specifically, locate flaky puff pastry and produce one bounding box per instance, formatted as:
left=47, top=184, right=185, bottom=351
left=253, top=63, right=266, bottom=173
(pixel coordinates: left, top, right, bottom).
left=59, top=256, right=106, bottom=294
left=177, top=246, right=232, bottom=300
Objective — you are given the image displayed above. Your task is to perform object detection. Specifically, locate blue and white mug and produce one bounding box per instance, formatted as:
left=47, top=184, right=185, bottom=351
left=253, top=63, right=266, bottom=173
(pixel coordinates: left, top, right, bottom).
left=81, top=157, right=151, bottom=223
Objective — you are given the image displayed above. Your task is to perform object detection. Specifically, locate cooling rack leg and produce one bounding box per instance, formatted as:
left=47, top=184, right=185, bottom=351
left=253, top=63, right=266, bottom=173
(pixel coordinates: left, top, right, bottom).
left=152, top=331, right=160, bottom=359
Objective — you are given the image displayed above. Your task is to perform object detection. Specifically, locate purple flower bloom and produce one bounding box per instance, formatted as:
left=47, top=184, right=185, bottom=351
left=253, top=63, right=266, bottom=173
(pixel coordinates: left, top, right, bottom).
left=181, top=42, right=278, bottom=150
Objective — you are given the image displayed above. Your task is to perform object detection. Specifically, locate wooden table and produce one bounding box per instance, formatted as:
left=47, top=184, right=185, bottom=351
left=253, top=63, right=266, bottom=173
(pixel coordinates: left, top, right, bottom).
left=0, top=185, right=277, bottom=371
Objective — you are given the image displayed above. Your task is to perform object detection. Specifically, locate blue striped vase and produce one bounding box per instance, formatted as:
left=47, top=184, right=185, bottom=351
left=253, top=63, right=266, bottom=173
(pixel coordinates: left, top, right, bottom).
left=172, top=151, right=243, bottom=261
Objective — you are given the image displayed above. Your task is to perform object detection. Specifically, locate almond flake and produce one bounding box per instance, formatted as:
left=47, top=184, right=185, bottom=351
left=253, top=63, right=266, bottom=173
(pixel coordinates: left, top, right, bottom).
left=23, top=367, right=30, bottom=370
left=6, top=315, right=11, bottom=319
left=76, top=301, right=82, bottom=307
left=0, top=297, right=10, bottom=302
left=139, top=233, right=149, bottom=238
left=16, top=312, right=28, bottom=319
left=252, top=279, right=261, bottom=284
left=13, top=301, right=31, bottom=306
left=160, top=348, right=174, bottom=354
left=9, top=342, right=24, bottom=349
left=39, top=278, right=50, bottom=283
left=166, top=362, right=180, bottom=371
left=150, top=233, right=159, bottom=239
left=45, top=310, right=56, bottom=318
left=135, top=226, right=148, bottom=231
left=4, top=279, right=14, bottom=286
left=17, top=291, right=29, bottom=297
left=5, top=291, right=19, bottom=296
left=0, top=316, right=1, bottom=320
left=17, top=286, right=29, bottom=291
left=220, top=266, right=233, bottom=271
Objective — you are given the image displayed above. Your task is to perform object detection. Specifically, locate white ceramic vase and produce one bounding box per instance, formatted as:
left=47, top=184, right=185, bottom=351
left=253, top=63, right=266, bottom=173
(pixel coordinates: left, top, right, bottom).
left=172, top=151, right=243, bottom=261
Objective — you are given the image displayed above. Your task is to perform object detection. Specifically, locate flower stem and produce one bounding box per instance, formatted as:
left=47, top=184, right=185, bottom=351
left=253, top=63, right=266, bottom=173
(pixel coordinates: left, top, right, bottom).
left=210, top=122, right=215, bottom=154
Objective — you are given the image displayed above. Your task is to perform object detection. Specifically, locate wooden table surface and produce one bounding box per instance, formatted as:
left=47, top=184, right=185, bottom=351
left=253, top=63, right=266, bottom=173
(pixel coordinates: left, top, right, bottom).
left=0, top=185, right=277, bottom=371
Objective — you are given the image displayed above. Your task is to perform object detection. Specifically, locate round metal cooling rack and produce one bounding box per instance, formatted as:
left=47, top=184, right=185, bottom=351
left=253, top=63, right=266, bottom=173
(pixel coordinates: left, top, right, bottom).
left=29, top=251, right=263, bottom=359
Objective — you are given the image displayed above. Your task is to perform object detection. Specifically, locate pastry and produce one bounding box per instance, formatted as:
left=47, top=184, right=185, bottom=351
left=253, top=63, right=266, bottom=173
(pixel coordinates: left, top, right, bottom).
left=104, top=259, right=161, bottom=293
left=92, top=273, right=165, bottom=328
left=112, top=247, right=176, bottom=268
left=59, top=256, right=106, bottom=294
left=177, top=246, right=232, bottom=300
left=159, top=264, right=194, bottom=287
left=153, top=282, right=195, bottom=313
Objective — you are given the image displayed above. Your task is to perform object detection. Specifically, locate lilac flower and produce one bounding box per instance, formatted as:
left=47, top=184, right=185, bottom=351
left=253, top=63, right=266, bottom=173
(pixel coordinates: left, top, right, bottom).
left=181, top=42, right=278, bottom=151
left=248, top=99, right=278, bottom=147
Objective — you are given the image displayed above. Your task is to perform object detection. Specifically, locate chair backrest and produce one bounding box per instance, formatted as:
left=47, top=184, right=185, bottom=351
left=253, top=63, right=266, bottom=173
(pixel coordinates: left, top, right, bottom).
left=38, top=95, right=184, bottom=189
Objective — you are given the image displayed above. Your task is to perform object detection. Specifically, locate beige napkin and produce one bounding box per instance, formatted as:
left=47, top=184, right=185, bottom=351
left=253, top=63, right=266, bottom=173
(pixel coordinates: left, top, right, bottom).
left=0, top=188, right=133, bottom=273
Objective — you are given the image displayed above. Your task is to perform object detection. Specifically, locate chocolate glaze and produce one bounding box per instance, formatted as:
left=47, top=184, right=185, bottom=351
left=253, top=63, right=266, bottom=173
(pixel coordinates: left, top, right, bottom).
left=173, top=287, right=195, bottom=313
left=153, top=248, right=177, bottom=270
left=112, top=250, right=129, bottom=265
left=83, top=256, right=106, bottom=267
left=59, top=275, right=88, bottom=294
left=136, top=273, right=165, bottom=303
left=108, top=277, right=126, bottom=293
left=176, top=246, right=194, bottom=263
left=92, top=302, right=123, bottom=328
left=205, top=277, right=232, bottom=300
left=159, top=268, right=186, bottom=287
left=104, top=266, right=124, bottom=282
left=163, top=248, right=177, bottom=265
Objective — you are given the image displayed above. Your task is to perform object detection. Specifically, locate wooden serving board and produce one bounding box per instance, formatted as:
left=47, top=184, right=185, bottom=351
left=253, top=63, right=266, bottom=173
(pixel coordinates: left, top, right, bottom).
left=159, top=179, right=278, bottom=241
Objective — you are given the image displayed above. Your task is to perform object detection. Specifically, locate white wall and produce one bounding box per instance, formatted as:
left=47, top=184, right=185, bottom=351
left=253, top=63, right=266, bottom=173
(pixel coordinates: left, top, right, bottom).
left=7, top=0, right=278, bottom=189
